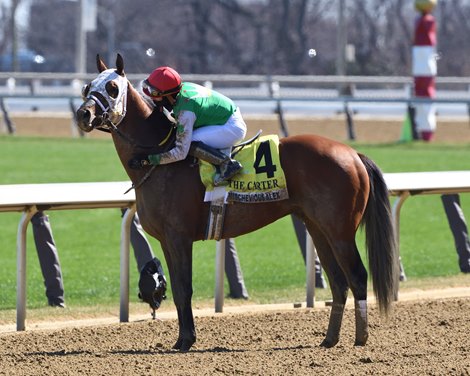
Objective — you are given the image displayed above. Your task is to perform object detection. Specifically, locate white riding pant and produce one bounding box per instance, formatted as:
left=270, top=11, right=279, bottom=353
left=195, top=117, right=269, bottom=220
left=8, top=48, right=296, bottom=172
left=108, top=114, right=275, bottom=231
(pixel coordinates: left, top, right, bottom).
left=192, top=107, right=247, bottom=149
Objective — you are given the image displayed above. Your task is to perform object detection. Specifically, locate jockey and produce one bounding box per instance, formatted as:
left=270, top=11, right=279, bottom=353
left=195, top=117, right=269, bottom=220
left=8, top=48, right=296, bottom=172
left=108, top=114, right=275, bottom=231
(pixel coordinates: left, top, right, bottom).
left=129, top=66, right=247, bottom=186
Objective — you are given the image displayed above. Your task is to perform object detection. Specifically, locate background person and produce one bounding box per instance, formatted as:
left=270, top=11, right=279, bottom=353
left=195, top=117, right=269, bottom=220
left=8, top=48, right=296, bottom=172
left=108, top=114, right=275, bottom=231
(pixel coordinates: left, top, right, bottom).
left=441, top=194, right=470, bottom=273
left=31, top=211, right=65, bottom=307
left=32, top=209, right=158, bottom=308
left=224, top=238, right=249, bottom=299
left=291, top=215, right=327, bottom=288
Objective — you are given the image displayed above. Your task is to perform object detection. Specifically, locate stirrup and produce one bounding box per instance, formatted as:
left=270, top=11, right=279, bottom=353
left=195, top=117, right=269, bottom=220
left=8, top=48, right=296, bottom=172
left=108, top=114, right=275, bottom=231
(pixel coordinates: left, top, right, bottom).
left=213, top=160, right=242, bottom=186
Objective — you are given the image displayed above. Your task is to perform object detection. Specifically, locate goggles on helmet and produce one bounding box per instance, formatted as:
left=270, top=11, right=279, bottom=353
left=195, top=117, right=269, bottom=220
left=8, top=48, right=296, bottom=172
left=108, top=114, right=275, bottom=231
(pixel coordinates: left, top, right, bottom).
left=142, top=79, right=181, bottom=98
left=143, top=66, right=182, bottom=99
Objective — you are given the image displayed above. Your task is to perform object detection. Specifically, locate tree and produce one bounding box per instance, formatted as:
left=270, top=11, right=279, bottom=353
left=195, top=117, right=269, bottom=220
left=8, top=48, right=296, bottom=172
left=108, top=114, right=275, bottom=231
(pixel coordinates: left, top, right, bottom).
left=438, top=0, right=470, bottom=76
left=8, top=0, right=470, bottom=76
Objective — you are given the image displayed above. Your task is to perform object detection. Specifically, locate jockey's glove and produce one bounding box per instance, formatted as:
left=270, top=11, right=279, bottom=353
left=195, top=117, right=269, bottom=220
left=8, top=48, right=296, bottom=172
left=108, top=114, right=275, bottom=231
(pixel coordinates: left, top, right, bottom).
left=128, top=154, right=161, bottom=169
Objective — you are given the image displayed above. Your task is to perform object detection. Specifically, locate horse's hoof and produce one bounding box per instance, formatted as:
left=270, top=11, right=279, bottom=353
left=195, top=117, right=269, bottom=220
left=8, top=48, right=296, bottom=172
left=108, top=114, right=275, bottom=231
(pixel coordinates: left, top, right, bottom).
left=320, top=337, right=338, bottom=348
left=354, top=330, right=368, bottom=346
left=354, top=338, right=368, bottom=346
left=173, top=338, right=195, bottom=352
left=173, top=339, right=182, bottom=350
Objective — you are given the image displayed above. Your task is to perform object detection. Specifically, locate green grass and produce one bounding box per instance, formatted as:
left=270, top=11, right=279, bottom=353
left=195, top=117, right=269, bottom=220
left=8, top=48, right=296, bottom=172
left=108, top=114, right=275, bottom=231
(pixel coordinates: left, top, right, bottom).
left=0, top=136, right=469, bottom=316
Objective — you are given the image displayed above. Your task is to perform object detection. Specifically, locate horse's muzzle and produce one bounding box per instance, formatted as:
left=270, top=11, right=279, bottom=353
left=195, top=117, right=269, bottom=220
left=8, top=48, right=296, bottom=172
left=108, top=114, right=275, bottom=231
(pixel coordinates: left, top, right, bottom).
left=76, top=99, right=96, bottom=132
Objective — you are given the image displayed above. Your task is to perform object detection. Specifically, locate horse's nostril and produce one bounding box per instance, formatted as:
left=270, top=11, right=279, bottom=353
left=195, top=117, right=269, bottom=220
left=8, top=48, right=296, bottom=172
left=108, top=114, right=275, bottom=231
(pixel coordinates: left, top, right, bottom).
left=76, top=107, right=95, bottom=132
left=77, top=108, right=90, bottom=121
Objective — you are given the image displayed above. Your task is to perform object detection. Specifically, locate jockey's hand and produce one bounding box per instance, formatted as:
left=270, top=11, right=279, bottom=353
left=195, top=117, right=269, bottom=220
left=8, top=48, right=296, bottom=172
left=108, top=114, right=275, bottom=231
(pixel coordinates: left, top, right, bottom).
left=128, top=154, right=151, bottom=170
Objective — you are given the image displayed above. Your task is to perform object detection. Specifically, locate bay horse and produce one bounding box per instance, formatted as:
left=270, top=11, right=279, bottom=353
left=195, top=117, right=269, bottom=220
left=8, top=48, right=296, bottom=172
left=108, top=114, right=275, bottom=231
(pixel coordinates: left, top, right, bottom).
left=76, top=54, right=398, bottom=352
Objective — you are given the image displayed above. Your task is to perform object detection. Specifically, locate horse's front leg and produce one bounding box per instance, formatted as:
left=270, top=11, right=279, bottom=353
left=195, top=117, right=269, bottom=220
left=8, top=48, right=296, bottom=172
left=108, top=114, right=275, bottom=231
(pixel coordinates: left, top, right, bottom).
left=174, top=305, right=195, bottom=351
left=161, top=237, right=196, bottom=351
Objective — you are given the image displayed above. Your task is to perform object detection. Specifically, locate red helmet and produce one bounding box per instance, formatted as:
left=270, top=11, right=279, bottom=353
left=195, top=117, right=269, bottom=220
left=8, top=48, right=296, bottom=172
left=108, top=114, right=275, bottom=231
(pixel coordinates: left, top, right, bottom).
left=143, top=66, right=182, bottom=98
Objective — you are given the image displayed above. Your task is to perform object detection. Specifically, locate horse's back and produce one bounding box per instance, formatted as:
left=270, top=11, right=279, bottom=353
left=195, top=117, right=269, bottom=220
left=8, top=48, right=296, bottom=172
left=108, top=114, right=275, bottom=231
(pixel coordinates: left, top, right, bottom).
left=280, top=134, right=367, bottom=181
left=279, top=134, right=369, bottom=228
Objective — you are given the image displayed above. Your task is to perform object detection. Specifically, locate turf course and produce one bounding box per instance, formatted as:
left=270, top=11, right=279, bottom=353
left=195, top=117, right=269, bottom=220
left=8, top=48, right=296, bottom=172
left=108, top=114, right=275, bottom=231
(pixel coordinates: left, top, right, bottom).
left=0, top=136, right=469, bottom=312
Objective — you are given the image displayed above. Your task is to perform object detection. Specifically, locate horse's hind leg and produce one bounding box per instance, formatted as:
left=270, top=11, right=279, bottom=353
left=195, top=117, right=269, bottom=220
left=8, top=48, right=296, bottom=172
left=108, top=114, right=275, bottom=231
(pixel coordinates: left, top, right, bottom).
left=308, top=227, right=349, bottom=348
left=330, top=239, right=369, bottom=346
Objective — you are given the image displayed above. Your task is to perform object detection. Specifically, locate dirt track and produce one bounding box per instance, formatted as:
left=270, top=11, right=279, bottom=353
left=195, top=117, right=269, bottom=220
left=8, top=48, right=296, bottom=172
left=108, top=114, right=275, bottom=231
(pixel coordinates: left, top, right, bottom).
left=2, top=114, right=470, bottom=375
left=0, top=297, right=469, bottom=375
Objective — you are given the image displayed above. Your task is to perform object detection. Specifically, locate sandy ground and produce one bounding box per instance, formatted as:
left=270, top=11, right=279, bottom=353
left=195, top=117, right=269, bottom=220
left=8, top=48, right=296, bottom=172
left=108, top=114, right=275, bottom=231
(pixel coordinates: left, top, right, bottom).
left=0, top=294, right=469, bottom=375
left=1, top=114, right=470, bottom=375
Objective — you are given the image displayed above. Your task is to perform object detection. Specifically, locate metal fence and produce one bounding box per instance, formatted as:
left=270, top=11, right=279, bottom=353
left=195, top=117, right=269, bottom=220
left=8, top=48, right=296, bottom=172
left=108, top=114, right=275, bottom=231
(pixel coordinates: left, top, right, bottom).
left=1, top=72, right=470, bottom=99
left=1, top=72, right=470, bottom=138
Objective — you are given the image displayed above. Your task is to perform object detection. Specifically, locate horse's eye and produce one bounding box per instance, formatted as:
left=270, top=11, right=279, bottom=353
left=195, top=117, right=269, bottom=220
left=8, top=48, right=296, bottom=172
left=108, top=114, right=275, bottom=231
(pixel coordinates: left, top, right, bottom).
left=106, top=81, right=119, bottom=99
left=81, top=84, right=90, bottom=99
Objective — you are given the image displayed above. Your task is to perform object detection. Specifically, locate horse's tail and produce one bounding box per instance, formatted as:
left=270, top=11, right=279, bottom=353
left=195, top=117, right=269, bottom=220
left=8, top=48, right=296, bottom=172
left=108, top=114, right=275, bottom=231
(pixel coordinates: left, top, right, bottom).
left=359, top=153, right=399, bottom=315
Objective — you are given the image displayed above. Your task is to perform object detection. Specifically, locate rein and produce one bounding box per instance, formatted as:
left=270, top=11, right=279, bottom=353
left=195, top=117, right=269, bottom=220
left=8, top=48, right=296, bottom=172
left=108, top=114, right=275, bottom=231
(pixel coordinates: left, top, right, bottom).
left=108, top=117, right=175, bottom=194
left=90, top=89, right=172, bottom=151
left=90, top=97, right=174, bottom=193
left=83, top=69, right=176, bottom=193
left=102, top=119, right=175, bottom=151
left=124, top=164, right=157, bottom=194
left=107, top=120, right=175, bottom=194
left=92, top=90, right=175, bottom=151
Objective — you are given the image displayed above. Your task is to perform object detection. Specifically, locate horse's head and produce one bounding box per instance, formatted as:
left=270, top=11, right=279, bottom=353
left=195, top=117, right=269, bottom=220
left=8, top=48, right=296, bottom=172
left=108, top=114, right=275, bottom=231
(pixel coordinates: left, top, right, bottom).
left=76, top=54, right=129, bottom=132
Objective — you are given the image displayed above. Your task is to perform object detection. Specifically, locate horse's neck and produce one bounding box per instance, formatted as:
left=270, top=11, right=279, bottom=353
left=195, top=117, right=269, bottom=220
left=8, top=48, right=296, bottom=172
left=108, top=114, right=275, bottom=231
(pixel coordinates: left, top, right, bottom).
left=112, top=85, right=153, bottom=181
left=112, top=85, right=177, bottom=186
left=123, top=84, right=153, bottom=129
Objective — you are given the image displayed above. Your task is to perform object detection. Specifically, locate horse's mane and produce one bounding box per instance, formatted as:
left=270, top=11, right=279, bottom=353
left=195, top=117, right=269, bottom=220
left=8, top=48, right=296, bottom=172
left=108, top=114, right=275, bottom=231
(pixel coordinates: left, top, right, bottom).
left=135, top=80, right=156, bottom=110
left=123, top=80, right=176, bottom=154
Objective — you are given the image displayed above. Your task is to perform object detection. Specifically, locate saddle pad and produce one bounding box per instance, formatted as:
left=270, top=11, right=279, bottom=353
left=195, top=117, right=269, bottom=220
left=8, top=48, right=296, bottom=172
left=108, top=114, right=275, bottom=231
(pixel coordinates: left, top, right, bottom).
left=200, top=135, right=289, bottom=203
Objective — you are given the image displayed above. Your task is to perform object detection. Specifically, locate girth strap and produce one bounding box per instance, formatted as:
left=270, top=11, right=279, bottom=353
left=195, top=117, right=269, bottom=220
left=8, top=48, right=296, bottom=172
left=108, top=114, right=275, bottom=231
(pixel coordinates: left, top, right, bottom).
left=205, top=196, right=226, bottom=241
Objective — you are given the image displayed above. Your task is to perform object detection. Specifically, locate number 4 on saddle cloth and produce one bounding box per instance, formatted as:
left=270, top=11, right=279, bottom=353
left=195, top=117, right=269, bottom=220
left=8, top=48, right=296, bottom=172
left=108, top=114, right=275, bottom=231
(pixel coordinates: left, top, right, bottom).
left=200, top=134, right=289, bottom=204
left=199, top=134, right=289, bottom=240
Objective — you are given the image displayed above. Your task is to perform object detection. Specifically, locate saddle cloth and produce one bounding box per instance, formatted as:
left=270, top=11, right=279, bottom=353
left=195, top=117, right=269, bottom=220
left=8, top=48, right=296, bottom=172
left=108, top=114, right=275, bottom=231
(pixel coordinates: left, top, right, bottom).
left=200, top=134, right=289, bottom=204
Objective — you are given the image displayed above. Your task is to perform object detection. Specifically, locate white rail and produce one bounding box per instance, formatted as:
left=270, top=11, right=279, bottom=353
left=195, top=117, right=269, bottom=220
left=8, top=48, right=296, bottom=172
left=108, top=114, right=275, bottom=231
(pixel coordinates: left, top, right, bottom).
left=2, top=171, right=470, bottom=330
left=0, top=181, right=135, bottom=331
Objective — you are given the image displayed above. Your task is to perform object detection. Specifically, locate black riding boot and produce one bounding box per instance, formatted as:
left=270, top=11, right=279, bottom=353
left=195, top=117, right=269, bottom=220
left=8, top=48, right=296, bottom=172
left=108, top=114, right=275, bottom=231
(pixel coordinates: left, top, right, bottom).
left=189, top=141, right=243, bottom=186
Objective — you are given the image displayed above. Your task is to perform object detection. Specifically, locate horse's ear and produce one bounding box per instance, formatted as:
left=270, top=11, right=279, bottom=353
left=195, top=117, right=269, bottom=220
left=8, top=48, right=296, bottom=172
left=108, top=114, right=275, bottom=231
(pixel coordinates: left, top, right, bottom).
left=116, top=53, right=124, bottom=76
left=96, top=54, right=108, bottom=73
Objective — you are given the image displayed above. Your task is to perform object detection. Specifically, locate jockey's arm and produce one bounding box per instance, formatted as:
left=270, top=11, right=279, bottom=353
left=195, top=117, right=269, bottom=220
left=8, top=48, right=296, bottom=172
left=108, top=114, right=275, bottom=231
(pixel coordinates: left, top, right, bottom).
left=149, top=111, right=195, bottom=165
